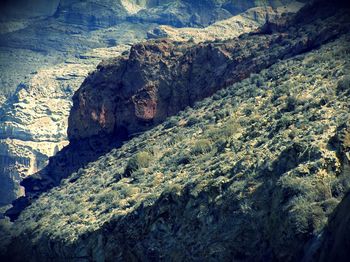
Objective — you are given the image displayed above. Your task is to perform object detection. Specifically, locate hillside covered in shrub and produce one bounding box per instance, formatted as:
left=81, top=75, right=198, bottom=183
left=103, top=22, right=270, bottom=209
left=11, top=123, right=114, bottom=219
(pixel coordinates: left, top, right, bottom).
left=1, top=0, right=350, bottom=261
left=2, top=27, right=350, bottom=261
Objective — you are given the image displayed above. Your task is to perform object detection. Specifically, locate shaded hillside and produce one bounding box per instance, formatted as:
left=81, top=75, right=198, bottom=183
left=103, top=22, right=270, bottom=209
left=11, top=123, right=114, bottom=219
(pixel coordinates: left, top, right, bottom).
left=2, top=30, right=350, bottom=261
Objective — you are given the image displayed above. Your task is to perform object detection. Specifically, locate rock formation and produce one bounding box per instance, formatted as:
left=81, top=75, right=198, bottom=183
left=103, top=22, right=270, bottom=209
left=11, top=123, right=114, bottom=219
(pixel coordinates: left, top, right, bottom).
left=68, top=4, right=348, bottom=142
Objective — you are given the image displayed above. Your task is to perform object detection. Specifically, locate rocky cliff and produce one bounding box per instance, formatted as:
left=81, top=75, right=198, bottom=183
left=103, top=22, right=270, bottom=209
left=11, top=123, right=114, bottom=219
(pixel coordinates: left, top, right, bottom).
left=1, top=0, right=350, bottom=258
left=68, top=2, right=348, bottom=142
left=147, top=2, right=304, bottom=43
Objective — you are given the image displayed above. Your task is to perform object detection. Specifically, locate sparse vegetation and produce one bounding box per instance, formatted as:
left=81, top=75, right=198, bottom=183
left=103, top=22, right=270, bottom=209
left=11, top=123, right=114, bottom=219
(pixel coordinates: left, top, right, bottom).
left=4, top=32, right=350, bottom=261
left=124, top=151, right=153, bottom=175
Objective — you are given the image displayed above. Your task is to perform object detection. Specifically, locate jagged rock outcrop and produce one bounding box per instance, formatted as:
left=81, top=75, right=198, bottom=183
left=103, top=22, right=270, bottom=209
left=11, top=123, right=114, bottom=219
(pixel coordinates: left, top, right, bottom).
left=68, top=5, right=349, bottom=142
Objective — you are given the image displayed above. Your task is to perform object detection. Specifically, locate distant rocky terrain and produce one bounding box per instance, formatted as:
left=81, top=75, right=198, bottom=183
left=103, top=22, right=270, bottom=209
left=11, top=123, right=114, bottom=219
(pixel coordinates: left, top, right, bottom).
left=148, top=2, right=304, bottom=43
left=0, top=0, right=302, bottom=209
left=0, top=45, right=129, bottom=207
left=1, top=0, right=349, bottom=261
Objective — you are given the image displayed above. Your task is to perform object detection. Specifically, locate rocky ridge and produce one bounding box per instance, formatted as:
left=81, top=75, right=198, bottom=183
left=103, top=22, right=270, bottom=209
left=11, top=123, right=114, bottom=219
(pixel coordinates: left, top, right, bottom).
left=68, top=3, right=349, bottom=142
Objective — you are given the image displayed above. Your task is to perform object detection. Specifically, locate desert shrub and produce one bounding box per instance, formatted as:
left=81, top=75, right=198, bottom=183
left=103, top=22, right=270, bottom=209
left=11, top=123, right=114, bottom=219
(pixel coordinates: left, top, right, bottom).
left=163, top=117, right=178, bottom=129
left=214, top=109, right=228, bottom=120
left=284, top=95, right=298, bottom=112
left=188, top=37, right=195, bottom=43
left=289, top=197, right=325, bottom=235
left=207, top=118, right=241, bottom=143
left=243, top=106, right=253, bottom=116
left=250, top=73, right=264, bottom=87
left=223, top=119, right=241, bottom=137
left=321, top=198, right=339, bottom=215
left=95, top=190, right=119, bottom=205
left=176, top=152, right=191, bottom=165
left=125, top=151, right=153, bottom=175
left=337, top=75, right=350, bottom=94
left=212, top=93, right=222, bottom=101
left=186, top=115, right=199, bottom=126
left=276, top=114, right=293, bottom=130
left=214, top=137, right=228, bottom=153
left=272, top=84, right=290, bottom=101
left=191, top=139, right=213, bottom=155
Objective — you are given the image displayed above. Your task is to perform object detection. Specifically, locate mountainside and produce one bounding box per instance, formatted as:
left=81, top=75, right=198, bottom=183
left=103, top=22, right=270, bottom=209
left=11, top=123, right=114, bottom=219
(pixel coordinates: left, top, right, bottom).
left=0, top=2, right=302, bottom=209
left=1, top=1, right=350, bottom=261
left=7, top=0, right=347, bottom=215
left=3, top=28, right=350, bottom=262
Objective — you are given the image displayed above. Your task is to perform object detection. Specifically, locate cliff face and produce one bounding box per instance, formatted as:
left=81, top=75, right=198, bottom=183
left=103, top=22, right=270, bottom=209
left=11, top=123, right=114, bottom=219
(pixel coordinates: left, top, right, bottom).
left=147, top=3, right=304, bottom=43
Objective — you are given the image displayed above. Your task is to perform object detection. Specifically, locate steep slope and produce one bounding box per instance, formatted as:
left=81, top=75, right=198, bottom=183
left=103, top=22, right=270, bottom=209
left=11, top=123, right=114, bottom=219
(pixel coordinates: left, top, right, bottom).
left=318, top=192, right=350, bottom=262
left=69, top=4, right=349, bottom=143
left=0, top=3, right=302, bottom=208
left=315, top=122, right=350, bottom=262
left=2, top=29, right=350, bottom=261
left=5, top=0, right=349, bottom=220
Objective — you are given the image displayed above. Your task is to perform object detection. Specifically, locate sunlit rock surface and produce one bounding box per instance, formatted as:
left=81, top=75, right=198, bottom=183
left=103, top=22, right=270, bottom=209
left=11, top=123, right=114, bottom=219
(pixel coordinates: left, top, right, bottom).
left=0, top=45, right=129, bottom=207
left=148, top=2, right=304, bottom=43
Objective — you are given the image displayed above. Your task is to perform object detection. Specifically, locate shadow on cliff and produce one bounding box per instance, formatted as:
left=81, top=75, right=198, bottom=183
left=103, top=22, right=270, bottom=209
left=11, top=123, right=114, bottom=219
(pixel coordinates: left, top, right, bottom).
left=5, top=130, right=128, bottom=221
